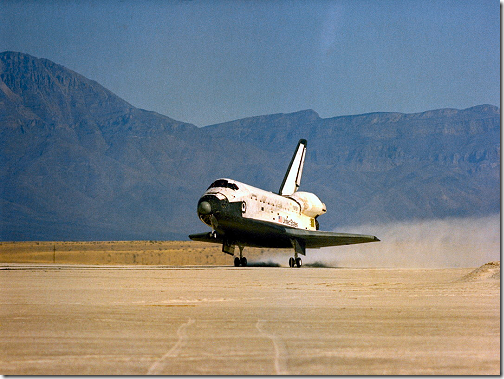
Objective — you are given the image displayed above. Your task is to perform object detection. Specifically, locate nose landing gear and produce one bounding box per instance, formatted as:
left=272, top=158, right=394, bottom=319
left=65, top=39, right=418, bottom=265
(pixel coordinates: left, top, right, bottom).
left=234, top=256, right=248, bottom=267
left=234, top=245, right=247, bottom=267
left=288, top=257, right=302, bottom=268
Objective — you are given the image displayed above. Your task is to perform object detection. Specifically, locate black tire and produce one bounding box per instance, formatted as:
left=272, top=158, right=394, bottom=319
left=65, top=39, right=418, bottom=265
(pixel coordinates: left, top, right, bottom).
left=289, top=257, right=294, bottom=267
left=296, top=257, right=302, bottom=268
left=240, top=257, right=247, bottom=267
left=234, top=257, right=240, bottom=267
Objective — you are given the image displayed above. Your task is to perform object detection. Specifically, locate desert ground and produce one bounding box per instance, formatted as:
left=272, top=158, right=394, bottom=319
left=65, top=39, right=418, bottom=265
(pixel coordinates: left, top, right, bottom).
left=0, top=240, right=244, bottom=266
left=0, top=241, right=500, bottom=375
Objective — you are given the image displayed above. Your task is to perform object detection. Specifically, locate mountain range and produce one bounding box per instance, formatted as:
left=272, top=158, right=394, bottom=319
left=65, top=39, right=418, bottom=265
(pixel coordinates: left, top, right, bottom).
left=0, top=51, right=500, bottom=240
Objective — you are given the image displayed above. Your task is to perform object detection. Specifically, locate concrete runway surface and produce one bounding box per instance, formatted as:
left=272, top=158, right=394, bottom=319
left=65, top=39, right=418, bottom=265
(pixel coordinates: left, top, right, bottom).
left=0, top=264, right=499, bottom=375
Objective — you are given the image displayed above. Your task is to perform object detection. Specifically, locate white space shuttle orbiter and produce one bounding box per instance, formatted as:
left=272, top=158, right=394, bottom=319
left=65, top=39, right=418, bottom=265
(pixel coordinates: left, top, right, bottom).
left=189, top=139, right=379, bottom=267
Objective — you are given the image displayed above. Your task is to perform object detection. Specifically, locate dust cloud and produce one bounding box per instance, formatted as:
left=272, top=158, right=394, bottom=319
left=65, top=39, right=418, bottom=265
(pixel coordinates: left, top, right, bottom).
left=315, top=214, right=501, bottom=268
left=264, top=214, right=500, bottom=268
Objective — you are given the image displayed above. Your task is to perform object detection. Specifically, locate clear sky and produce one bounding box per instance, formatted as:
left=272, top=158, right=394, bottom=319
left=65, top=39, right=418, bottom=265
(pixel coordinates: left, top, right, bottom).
left=1, top=0, right=500, bottom=126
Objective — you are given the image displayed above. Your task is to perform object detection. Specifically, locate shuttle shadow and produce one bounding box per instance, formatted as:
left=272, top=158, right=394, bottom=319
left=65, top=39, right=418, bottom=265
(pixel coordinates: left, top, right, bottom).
left=246, top=260, right=335, bottom=268
left=304, top=261, right=333, bottom=268
left=247, top=261, right=282, bottom=267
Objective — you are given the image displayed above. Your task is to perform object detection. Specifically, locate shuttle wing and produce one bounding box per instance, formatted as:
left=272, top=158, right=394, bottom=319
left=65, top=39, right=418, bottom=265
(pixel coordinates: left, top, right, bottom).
left=189, top=232, right=224, bottom=244
left=189, top=227, right=379, bottom=250
left=286, top=228, right=380, bottom=249
left=279, top=139, right=307, bottom=196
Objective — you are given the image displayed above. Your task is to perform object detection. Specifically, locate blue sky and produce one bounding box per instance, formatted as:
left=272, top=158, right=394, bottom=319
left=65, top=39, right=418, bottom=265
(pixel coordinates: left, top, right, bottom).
left=1, top=0, right=500, bottom=126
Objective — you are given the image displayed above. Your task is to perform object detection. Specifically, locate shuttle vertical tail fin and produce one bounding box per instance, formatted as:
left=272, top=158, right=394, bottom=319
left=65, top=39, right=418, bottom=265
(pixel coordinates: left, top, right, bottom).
left=279, top=139, right=307, bottom=196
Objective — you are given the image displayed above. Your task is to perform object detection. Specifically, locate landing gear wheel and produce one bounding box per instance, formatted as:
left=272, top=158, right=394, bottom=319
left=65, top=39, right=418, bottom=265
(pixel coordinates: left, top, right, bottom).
left=295, top=257, right=302, bottom=268
left=234, top=257, right=241, bottom=267
left=240, top=257, right=247, bottom=267
left=289, top=257, right=294, bottom=268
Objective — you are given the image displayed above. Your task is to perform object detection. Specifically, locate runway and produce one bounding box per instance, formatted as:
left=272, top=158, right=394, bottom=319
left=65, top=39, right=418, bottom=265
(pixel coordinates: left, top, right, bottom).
left=0, top=264, right=500, bottom=375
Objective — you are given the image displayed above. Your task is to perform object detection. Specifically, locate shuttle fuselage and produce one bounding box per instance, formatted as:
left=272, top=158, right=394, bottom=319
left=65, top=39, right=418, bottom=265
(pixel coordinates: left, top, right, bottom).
left=190, top=139, right=379, bottom=267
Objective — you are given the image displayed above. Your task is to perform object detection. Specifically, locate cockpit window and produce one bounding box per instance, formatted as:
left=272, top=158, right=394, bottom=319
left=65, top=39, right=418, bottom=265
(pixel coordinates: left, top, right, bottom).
left=207, top=179, right=239, bottom=191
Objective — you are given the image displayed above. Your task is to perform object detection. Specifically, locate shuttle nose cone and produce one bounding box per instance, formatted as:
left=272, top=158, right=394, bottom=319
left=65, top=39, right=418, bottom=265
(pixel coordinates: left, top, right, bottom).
left=198, top=201, right=212, bottom=215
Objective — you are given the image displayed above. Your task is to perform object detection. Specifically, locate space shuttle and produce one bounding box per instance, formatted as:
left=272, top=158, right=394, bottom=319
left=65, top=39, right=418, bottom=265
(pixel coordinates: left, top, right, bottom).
left=189, top=139, right=379, bottom=267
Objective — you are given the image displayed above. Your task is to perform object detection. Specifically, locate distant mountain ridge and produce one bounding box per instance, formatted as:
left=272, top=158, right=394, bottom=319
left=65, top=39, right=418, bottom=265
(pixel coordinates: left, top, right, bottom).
left=0, top=52, right=500, bottom=240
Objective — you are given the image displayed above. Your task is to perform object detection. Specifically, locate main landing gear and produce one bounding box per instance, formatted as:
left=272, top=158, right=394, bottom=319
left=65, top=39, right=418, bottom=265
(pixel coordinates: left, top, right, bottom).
left=288, top=257, right=302, bottom=268
left=289, top=238, right=304, bottom=268
left=234, top=245, right=247, bottom=267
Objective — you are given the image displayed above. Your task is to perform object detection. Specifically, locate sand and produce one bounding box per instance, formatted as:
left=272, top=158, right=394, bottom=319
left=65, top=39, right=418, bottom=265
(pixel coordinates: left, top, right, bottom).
left=0, top=255, right=500, bottom=375
left=0, top=240, right=274, bottom=266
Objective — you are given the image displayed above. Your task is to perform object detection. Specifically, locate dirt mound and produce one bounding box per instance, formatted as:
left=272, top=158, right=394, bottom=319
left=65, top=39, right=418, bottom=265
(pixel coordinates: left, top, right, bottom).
left=460, top=261, right=500, bottom=282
